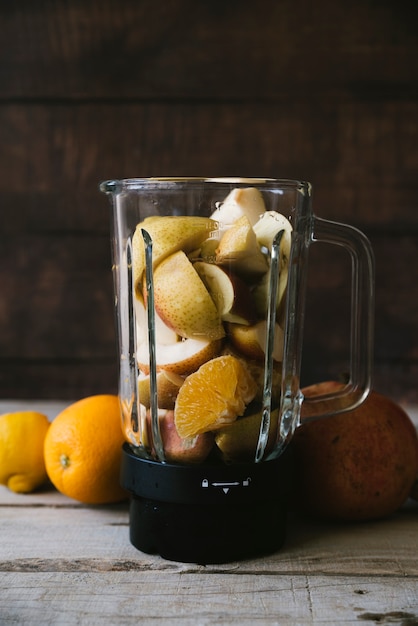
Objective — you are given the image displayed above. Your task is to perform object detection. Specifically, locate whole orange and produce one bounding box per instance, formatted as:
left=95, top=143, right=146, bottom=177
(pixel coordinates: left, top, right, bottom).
left=44, top=395, right=127, bottom=504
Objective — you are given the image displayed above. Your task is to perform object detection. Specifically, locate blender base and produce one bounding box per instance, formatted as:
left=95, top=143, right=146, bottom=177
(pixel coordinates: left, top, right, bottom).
left=121, top=443, right=292, bottom=564
left=129, top=494, right=287, bottom=564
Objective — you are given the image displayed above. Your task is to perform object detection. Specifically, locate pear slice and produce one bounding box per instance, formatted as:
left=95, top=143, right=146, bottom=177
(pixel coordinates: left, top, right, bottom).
left=196, top=238, right=219, bottom=263
left=252, top=265, right=289, bottom=319
left=215, top=215, right=268, bottom=278
left=194, top=261, right=257, bottom=325
left=135, top=297, right=223, bottom=374
left=153, top=250, right=225, bottom=340
left=227, top=320, right=284, bottom=362
left=253, top=210, right=292, bottom=263
left=132, top=216, right=218, bottom=297
left=210, top=187, right=266, bottom=230
left=138, top=371, right=184, bottom=410
left=135, top=298, right=178, bottom=347
left=137, top=336, right=223, bottom=376
left=252, top=211, right=293, bottom=316
left=214, top=408, right=279, bottom=462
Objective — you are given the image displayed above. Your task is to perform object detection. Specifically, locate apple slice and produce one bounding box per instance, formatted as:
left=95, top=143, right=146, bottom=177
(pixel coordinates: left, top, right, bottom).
left=194, top=261, right=257, bottom=325
left=132, top=216, right=218, bottom=296
left=227, top=320, right=284, bottom=362
left=153, top=250, right=225, bottom=340
left=137, top=336, right=223, bottom=376
left=215, top=215, right=268, bottom=278
left=210, top=187, right=266, bottom=230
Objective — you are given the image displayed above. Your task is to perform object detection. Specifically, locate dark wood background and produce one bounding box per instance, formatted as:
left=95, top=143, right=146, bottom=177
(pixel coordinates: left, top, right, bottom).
left=1, top=0, right=417, bottom=404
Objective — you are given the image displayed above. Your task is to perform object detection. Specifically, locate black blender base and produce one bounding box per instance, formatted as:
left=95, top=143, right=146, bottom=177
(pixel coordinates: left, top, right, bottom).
left=121, top=443, right=292, bottom=564
left=129, top=496, right=287, bottom=564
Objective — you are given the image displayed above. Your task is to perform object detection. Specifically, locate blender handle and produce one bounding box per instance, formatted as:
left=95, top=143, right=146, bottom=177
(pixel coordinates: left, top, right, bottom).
left=301, top=216, right=375, bottom=420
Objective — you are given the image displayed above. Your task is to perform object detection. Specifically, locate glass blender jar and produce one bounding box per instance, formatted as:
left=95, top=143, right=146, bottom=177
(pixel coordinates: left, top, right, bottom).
left=100, top=177, right=374, bottom=564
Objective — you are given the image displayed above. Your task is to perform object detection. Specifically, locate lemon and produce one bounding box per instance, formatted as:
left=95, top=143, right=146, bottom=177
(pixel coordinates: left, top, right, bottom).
left=0, top=411, right=50, bottom=493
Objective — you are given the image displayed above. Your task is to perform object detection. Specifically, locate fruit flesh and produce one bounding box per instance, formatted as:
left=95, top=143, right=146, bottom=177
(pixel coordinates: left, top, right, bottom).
left=130, top=187, right=292, bottom=464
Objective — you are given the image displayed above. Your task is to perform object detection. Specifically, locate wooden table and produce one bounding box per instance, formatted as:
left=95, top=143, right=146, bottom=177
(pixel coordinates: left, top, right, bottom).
left=1, top=401, right=418, bottom=625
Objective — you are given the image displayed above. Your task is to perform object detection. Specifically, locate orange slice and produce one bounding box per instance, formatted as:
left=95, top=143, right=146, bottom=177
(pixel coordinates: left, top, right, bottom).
left=174, top=355, right=257, bottom=439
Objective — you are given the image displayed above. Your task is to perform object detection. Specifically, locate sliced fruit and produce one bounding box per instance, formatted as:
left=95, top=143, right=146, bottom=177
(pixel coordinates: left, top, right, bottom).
left=137, top=336, right=223, bottom=376
left=138, top=371, right=184, bottom=409
left=194, top=261, right=257, bottom=325
left=147, top=410, right=214, bottom=464
left=135, top=299, right=179, bottom=346
left=252, top=210, right=292, bottom=316
left=215, top=408, right=279, bottom=462
left=252, top=265, right=289, bottom=318
left=132, top=216, right=218, bottom=296
left=136, top=295, right=221, bottom=375
left=196, top=238, right=219, bottom=263
left=153, top=250, right=225, bottom=340
left=174, top=354, right=258, bottom=439
left=210, top=187, right=266, bottom=229
left=216, top=215, right=268, bottom=278
left=242, top=358, right=282, bottom=404
left=122, top=402, right=149, bottom=449
left=253, top=210, right=292, bottom=262
left=227, top=320, right=284, bottom=362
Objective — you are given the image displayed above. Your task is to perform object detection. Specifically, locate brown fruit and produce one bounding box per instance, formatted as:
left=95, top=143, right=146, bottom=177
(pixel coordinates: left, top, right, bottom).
left=291, top=383, right=418, bottom=521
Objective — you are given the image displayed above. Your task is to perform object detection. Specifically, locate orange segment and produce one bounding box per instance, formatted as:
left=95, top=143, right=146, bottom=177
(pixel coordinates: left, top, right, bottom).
left=174, top=355, right=257, bottom=439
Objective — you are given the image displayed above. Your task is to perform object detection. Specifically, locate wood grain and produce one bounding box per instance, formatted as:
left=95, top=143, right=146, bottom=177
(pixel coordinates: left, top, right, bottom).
left=1, top=103, right=417, bottom=226
left=0, top=0, right=417, bottom=401
left=1, top=0, right=417, bottom=99
left=1, top=399, right=417, bottom=624
left=1, top=483, right=417, bottom=625
left=2, top=571, right=418, bottom=625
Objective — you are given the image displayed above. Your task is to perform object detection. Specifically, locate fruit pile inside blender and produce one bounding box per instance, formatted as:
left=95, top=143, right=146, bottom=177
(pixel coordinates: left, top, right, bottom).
left=130, top=187, right=293, bottom=464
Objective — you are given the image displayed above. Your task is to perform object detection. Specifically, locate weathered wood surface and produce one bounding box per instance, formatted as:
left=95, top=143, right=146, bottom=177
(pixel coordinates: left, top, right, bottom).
left=0, top=1, right=417, bottom=401
left=1, top=1, right=417, bottom=100
left=2, top=572, right=417, bottom=625
left=1, top=487, right=418, bottom=624
left=0, top=402, right=418, bottom=624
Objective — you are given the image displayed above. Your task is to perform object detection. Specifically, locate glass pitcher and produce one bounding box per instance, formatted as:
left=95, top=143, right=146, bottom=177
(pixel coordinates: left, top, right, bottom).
left=100, top=177, right=374, bottom=564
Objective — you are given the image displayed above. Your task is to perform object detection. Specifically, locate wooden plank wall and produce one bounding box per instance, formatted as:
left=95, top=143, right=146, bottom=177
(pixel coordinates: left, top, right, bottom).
left=1, top=0, right=417, bottom=403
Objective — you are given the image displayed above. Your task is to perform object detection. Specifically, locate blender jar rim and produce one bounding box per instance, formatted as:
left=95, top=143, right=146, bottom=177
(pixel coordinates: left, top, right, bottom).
left=99, top=177, right=312, bottom=194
